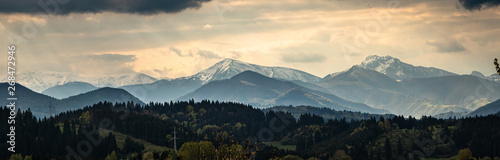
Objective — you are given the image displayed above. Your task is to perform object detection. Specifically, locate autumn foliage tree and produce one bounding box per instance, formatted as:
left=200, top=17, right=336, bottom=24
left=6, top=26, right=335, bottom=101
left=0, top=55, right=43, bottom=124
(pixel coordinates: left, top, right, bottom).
left=457, top=148, right=472, bottom=160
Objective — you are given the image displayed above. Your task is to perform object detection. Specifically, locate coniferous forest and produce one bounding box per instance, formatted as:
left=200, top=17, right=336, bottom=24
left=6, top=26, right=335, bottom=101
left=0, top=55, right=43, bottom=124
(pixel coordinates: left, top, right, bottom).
left=1, top=100, right=500, bottom=160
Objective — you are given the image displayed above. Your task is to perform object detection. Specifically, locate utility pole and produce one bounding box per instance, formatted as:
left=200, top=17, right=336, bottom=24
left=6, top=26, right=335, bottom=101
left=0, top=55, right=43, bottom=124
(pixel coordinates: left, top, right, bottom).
left=173, top=126, right=179, bottom=153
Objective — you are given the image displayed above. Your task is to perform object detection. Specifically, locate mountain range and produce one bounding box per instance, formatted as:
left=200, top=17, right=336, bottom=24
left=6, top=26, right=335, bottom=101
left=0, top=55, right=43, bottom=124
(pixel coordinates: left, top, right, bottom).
left=3, top=55, right=500, bottom=117
left=178, top=70, right=389, bottom=114
left=120, top=58, right=323, bottom=103
left=3, top=71, right=157, bottom=92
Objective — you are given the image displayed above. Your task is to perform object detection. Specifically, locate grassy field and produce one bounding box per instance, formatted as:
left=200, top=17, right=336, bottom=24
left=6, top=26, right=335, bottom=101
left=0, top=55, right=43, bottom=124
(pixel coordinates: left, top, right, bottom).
left=264, top=141, right=296, bottom=151
left=98, top=128, right=172, bottom=153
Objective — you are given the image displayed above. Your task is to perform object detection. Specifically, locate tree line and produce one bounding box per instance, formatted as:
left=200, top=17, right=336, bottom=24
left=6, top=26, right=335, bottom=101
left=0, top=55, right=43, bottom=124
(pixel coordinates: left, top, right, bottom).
left=2, top=100, right=500, bottom=159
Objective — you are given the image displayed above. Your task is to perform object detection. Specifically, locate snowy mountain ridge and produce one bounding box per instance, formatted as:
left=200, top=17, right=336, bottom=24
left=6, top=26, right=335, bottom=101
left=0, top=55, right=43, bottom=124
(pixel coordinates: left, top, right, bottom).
left=359, top=55, right=457, bottom=80
left=188, top=58, right=321, bottom=83
left=3, top=71, right=157, bottom=92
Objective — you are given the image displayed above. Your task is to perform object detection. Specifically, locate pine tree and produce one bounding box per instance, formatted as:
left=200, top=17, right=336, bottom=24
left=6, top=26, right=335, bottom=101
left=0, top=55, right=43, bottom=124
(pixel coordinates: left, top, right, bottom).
left=397, top=139, right=403, bottom=156
left=296, top=136, right=306, bottom=151
left=385, top=138, right=392, bottom=160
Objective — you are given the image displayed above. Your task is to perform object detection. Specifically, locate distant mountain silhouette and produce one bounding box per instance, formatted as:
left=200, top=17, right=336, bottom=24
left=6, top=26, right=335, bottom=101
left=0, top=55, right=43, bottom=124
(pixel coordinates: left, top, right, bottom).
left=120, top=78, right=203, bottom=103
left=0, top=83, right=58, bottom=117
left=42, top=81, right=97, bottom=99
left=0, top=83, right=144, bottom=117
left=61, top=87, right=145, bottom=111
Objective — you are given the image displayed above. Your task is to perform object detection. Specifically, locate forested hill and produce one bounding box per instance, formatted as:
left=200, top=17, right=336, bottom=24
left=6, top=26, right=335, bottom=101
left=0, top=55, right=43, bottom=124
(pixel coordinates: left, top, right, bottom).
left=264, top=105, right=395, bottom=122
left=2, top=100, right=500, bottom=159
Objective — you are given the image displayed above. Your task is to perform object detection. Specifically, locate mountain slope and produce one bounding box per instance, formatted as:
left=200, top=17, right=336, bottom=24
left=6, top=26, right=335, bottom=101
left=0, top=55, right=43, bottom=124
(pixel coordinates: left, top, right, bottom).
left=359, top=55, right=456, bottom=80
left=60, top=87, right=145, bottom=111
left=400, top=75, right=500, bottom=109
left=120, top=78, right=203, bottom=103
left=42, top=81, right=97, bottom=99
left=470, top=71, right=486, bottom=79
left=467, top=99, right=500, bottom=116
left=0, top=83, right=58, bottom=117
left=178, top=71, right=388, bottom=114
left=0, top=83, right=144, bottom=117
left=321, top=65, right=401, bottom=90
left=487, top=73, right=500, bottom=83
left=274, top=88, right=346, bottom=110
left=316, top=66, right=468, bottom=117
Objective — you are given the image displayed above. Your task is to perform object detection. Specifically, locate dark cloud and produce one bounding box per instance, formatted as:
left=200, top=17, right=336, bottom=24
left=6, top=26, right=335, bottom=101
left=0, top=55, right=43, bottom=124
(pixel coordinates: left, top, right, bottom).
left=197, top=50, right=221, bottom=59
left=426, top=39, right=466, bottom=53
left=281, top=53, right=327, bottom=63
left=458, top=0, right=500, bottom=10
left=0, top=0, right=211, bottom=15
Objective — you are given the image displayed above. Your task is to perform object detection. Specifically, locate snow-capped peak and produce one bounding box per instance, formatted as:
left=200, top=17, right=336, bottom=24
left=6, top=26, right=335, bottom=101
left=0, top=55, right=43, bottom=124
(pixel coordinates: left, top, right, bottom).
left=360, top=55, right=401, bottom=74
left=220, top=58, right=238, bottom=65
left=190, top=58, right=321, bottom=83
left=359, top=55, right=456, bottom=80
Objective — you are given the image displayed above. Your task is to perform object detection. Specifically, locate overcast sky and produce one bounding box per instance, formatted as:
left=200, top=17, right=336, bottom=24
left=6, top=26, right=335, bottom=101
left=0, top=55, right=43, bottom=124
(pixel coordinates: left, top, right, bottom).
left=0, top=0, right=499, bottom=78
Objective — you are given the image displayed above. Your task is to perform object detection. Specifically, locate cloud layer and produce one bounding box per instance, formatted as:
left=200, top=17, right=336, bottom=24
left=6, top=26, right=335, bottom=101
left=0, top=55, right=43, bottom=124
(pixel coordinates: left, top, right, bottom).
left=281, top=53, right=327, bottom=63
left=0, top=0, right=211, bottom=15
left=458, top=0, right=500, bottom=10
left=1, top=0, right=499, bottom=78
left=426, top=39, right=466, bottom=53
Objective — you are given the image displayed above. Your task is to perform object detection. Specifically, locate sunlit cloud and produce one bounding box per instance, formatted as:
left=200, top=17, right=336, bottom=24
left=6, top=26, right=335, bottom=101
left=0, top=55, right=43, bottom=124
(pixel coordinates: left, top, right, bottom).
left=203, top=24, right=213, bottom=29
left=0, top=0, right=499, bottom=78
